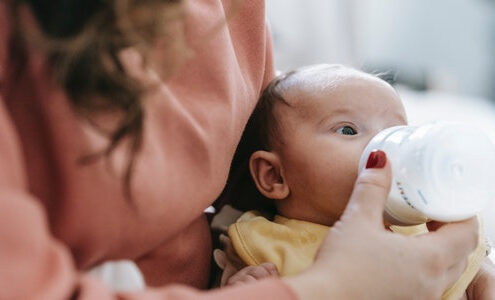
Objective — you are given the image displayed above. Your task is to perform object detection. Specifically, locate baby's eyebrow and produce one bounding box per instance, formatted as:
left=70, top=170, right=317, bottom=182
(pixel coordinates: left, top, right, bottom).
left=324, top=107, right=354, bottom=116
left=315, top=108, right=355, bottom=126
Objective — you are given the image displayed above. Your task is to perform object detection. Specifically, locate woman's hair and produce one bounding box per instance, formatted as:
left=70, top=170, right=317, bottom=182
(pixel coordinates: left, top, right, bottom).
left=11, top=0, right=184, bottom=199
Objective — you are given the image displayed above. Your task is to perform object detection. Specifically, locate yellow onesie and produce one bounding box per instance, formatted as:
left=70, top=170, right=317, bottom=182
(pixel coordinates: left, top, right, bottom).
left=228, top=210, right=486, bottom=300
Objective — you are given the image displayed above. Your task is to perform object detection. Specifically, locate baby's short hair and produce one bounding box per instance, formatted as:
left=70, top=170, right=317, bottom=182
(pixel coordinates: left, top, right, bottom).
left=248, top=70, right=295, bottom=150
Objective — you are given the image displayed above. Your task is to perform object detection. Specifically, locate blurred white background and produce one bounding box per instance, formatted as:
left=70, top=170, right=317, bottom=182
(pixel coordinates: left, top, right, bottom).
left=267, top=0, right=495, bottom=99
left=267, top=0, right=495, bottom=247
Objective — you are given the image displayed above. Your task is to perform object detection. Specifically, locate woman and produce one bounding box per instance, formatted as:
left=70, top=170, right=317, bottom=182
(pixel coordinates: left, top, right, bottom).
left=0, top=0, right=491, bottom=299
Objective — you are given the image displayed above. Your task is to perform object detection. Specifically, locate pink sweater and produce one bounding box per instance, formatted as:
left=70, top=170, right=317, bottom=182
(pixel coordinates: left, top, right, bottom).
left=0, top=1, right=297, bottom=299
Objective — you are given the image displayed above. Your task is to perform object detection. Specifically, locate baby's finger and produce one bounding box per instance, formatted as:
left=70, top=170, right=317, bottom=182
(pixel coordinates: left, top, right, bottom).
left=221, top=263, right=243, bottom=286
left=219, top=234, right=237, bottom=258
left=219, top=234, right=232, bottom=248
left=258, top=262, right=279, bottom=276
left=226, top=265, right=276, bottom=286
left=219, top=234, right=245, bottom=268
left=213, top=249, right=227, bottom=270
left=245, top=265, right=274, bottom=279
left=229, top=274, right=258, bottom=286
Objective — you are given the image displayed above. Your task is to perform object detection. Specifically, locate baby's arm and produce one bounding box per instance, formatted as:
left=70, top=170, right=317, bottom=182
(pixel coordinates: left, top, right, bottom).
left=214, top=234, right=279, bottom=286
left=464, top=257, right=495, bottom=300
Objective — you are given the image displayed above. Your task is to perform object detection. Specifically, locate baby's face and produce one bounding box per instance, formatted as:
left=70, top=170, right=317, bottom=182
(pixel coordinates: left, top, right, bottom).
left=274, top=71, right=407, bottom=225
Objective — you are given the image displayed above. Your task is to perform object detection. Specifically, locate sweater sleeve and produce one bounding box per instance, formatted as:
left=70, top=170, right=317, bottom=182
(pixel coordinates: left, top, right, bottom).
left=0, top=94, right=297, bottom=300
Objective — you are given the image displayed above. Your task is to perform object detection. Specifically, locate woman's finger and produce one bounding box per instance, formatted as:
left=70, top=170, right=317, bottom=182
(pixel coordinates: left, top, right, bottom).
left=343, top=150, right=392, bottom=227
left=444, top=258, right=469, bottom=291
left=422, top=217, right=478, bottom=266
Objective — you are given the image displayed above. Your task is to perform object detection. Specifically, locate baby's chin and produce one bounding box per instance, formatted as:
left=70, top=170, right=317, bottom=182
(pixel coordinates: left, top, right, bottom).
left=282, top=211, right=341, bottom=227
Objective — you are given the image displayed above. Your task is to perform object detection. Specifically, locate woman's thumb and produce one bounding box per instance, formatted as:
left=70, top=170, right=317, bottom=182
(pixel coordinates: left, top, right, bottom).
left=342, top=150, right=392, bottom=226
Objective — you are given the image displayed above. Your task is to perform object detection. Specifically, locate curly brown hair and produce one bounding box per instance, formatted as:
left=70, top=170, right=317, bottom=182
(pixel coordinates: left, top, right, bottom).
left=11, top=0, right=185, bottom=199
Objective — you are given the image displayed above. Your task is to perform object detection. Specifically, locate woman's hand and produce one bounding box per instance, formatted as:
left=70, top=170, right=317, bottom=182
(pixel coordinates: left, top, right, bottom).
left=284, top=150, right=479, bottom=299
left=464, top=258, right=495, bottom=299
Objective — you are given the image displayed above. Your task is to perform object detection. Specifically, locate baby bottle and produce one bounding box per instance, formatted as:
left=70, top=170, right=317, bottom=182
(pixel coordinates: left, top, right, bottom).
left=358, top=122, right=495, bottom=225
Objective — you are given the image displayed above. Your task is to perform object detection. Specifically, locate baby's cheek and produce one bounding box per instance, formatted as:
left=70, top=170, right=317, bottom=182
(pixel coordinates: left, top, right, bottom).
left=329, top=158, right=360, bottom=199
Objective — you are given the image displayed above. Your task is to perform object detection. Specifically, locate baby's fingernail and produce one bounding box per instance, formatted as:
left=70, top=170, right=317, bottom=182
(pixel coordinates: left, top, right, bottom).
left=366, top=150, right=387, bottom=169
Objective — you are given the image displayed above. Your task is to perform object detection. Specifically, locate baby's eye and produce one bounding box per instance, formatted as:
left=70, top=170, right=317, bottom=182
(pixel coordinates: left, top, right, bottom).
left=336, top=125, right=357, bottom=135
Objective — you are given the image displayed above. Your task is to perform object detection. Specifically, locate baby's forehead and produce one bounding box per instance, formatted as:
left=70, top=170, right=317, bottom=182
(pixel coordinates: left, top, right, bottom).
left=277, top=66, right=375, bottom=111
left=271, top=65, right=402, bottom=129
left=288, top=64, right=360, bottom=85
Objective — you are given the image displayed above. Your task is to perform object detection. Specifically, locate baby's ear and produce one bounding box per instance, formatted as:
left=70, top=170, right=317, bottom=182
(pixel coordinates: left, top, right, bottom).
left=249, top=151, right=289, bottom=200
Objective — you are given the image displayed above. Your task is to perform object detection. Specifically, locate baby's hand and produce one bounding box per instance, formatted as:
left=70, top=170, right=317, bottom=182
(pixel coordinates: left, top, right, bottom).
left=221, top=262, right=279, bottom=286
left=213, top=234, right=279, bottom=286
left=464, top=257, right=495, bottom=299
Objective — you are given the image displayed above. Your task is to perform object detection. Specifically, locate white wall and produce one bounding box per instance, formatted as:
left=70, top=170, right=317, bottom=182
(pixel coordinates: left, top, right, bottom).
left=354, top=0, right=495, bottom=99
left=266, top=0, right=356, bottom=70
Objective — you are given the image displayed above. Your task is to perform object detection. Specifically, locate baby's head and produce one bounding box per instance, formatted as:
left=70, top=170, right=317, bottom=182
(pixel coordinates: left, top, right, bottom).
left=230, top=64, right=407, bottom=226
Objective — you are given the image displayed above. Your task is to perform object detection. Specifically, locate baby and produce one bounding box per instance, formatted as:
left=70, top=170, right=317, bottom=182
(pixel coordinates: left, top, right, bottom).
left=215, top=64, right=486, bottom=299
